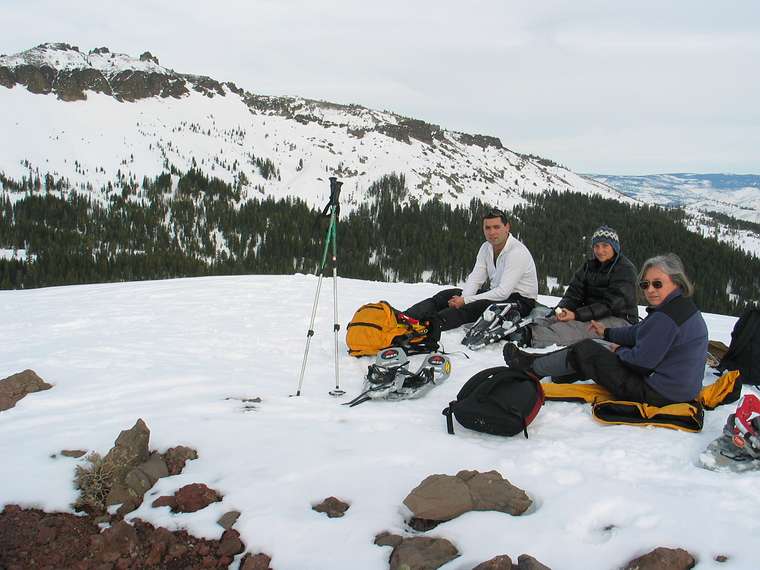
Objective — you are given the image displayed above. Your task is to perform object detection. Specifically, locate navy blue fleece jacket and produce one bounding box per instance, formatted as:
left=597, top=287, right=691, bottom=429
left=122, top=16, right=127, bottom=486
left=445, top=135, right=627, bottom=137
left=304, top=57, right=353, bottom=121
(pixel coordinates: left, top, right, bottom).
left=604, top=290, right=708, bottom=402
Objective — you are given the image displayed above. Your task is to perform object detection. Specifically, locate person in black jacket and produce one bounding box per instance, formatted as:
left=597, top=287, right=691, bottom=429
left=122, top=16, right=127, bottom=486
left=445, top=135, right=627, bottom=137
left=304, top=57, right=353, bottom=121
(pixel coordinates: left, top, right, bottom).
left=523, top=225, right=638, bottom=348
left=504, top=253, right=708, bottom=405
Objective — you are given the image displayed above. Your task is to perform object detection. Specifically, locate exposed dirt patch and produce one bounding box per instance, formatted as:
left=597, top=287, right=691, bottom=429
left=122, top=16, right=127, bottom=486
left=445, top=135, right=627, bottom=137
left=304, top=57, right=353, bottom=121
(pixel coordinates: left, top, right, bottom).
left=0, top=504, right=244, bottom=569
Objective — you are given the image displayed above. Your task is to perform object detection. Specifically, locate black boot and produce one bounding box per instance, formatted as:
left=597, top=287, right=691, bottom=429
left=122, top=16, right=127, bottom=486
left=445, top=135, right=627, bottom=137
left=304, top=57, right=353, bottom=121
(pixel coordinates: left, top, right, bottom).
left=503, top=343, right=537, bottom=371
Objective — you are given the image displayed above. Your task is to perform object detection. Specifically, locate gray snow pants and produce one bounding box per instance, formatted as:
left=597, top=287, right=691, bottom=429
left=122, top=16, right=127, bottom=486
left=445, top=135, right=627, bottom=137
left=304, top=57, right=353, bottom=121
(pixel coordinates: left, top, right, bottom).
left=529, top=316, right=630, bottom=348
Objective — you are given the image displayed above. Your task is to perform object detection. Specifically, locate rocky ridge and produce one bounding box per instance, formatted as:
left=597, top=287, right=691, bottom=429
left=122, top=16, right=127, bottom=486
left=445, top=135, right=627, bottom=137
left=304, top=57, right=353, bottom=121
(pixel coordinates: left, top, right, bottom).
left=0, top=43, right=230, bottom=102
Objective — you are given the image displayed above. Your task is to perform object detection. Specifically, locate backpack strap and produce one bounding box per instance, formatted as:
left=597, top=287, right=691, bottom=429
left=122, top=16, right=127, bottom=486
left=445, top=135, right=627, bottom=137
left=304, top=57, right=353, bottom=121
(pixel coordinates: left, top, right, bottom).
left=442, top=402, right=456, bottom=435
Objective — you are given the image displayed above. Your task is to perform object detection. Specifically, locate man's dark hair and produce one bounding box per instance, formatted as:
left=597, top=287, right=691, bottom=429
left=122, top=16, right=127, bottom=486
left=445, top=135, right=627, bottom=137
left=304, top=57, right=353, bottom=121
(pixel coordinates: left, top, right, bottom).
left=482, top=209, right=509, bottom=225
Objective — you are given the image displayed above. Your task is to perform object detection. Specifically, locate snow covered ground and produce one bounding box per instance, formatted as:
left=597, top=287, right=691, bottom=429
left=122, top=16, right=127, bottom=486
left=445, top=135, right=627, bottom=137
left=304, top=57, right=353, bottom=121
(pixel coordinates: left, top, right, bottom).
left=1, top=274, right=758, bottom=569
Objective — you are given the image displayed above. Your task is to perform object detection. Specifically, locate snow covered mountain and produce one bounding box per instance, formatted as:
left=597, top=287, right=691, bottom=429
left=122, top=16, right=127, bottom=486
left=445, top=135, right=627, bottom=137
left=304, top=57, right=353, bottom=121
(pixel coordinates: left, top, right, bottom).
left=589, top=173, right=760, bottom=225
left=2, top=42, right=760, bottom=269
left=0, top=43, right=626, bottom=213
left=588, top=173, right=760, bottom=258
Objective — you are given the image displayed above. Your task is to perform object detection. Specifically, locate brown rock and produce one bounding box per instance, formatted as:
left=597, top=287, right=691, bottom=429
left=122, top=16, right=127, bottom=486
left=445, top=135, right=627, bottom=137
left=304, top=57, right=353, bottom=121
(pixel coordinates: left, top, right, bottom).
left=12, top=64, right=56, bottom=95
left=388, top=536, right=459, bottom=570
left=517, top=554, right=552, bottom=570
left=217, top=510, right=241, bottom=530
left=139, top=51, right=159, bottom=65
left=624, top=547, right=696, bottom=570
left=151, top=496, right=177, bottom=509
left=92, top=521, right=140, bottom=562
left=374, top=531, right=403, bottom=548
left=102, top=419, right=151, bottom=507
left=468, top=471, right=532, bottom=515
left=124, top=467, right=153, bottom=498
left=107, top=482, right=138, bottom=508
left=217, top=529, right=245, bottom=557
left=312, top=496, right=350, bottom=518
left=239, top=553, right=273, bottom=570
left=115, top=499, right=143, bottom=519
left=403, top=474, right=473, bottom=521
left=162, top=446, right=199, bottom=476
left=473, top=554, right=513, bottom=569
left=173, top=483, right=222, bottom=513
left=61, top=449, right=87, bottom=458
left=136, top=452, right=169, bottom=484
left=0, top=370, right=52, bottom=411
left=403, top=470, right=531, bottom=527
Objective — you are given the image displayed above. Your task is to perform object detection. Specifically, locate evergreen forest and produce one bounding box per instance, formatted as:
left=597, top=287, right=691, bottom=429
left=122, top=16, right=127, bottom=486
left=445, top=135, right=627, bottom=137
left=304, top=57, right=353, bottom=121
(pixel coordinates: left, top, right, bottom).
left=1, top=170, right=758, bottom=316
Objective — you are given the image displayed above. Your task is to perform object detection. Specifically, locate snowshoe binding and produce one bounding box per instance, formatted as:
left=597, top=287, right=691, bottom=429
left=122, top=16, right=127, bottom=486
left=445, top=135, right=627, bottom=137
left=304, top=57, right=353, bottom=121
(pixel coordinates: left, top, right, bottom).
left=462, top=303, right=552, bottom=351
left=344, top=348, right=452, bottom=407
left=699, top=393, right=760, bottom=473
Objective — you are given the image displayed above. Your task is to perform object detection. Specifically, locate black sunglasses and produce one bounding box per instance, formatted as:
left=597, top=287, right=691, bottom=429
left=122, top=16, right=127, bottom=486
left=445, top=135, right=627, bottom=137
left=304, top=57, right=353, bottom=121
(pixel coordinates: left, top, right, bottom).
left=639, top=280, right=664, bottom=290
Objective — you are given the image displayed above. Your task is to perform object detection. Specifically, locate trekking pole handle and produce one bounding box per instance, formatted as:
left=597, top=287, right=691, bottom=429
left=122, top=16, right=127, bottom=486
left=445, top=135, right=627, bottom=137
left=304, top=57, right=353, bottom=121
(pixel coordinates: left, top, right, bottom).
left=329, top=177, right=342, bottom=207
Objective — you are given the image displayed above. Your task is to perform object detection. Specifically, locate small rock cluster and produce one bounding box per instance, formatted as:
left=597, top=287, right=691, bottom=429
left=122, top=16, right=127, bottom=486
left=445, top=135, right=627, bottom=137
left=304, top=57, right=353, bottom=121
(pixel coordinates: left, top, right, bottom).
left=72, top=418, right=198, bottom=517
left=371, top=470, right=548, bottom=569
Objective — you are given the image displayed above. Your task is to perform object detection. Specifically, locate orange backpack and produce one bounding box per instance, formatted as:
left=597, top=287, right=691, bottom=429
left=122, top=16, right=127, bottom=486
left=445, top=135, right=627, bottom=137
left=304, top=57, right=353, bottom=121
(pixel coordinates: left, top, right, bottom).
left=345, top=301, right=438, bottom=357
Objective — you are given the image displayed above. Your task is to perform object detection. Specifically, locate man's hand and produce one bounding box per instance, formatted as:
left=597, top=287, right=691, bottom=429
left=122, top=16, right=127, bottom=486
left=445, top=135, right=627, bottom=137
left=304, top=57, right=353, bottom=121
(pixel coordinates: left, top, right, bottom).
left=448, top=295, right=465, bottom=309
left=556, top=308, right=576, bottom=322
left=588, top=320, right=607, bottom=337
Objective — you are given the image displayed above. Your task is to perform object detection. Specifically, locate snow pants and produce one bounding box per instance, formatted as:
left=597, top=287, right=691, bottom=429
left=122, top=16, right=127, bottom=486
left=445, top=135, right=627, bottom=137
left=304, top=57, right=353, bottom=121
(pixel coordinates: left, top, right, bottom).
left=531, top=338, right=675, bottom=406
left=529, top=316, right=630, bottom=348
left=404, top=288, right=535, bottom=332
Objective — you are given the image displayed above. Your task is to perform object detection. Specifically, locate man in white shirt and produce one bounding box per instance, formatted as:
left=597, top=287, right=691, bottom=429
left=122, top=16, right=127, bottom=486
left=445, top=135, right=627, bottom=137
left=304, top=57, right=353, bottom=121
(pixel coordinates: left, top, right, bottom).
left=404, top=209, right=539, bottom=332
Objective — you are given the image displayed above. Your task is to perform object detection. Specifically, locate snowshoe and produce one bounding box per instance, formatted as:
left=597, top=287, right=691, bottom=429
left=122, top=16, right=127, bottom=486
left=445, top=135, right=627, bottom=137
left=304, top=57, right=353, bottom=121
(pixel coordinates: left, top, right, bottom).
left=699, top=435, right=760, bottom=473
left=461, top=303, right=521, bottom=350
left=344, top=349, right=452, bottom=407
left=699, top=394, right=760, bottom=473
left=462, top=303, right=552, bottom=351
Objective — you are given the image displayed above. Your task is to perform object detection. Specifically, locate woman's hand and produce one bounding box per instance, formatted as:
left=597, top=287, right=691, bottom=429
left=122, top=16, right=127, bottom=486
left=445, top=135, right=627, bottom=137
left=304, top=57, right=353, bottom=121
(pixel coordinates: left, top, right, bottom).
left=556, top=308, right=576, bottom=322
left=588, top=320, right=607, bottom=337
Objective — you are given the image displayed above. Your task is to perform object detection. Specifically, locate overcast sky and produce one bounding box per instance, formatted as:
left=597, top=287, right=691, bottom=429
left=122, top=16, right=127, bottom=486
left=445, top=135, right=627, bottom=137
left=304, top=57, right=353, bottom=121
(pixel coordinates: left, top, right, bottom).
left=3, top=0, right=759, bottom=174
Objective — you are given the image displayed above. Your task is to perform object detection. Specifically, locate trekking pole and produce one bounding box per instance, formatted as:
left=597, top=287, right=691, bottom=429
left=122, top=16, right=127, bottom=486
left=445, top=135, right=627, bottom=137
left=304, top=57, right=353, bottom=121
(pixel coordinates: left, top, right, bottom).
left=294, top=177, right=345, bottom=397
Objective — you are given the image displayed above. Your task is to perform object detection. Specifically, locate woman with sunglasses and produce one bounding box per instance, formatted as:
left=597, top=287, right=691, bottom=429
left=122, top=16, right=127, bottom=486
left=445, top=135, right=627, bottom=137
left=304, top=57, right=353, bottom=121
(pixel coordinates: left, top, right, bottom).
left=504, top=253, right=708, bottom=405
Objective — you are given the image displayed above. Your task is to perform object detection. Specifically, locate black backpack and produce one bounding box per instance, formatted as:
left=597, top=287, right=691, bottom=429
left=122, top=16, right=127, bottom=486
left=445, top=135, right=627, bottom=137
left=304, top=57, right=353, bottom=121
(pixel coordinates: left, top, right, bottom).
left=718, top=307, right=760, bottom=387
left=442, top=367, right=544, bottom=438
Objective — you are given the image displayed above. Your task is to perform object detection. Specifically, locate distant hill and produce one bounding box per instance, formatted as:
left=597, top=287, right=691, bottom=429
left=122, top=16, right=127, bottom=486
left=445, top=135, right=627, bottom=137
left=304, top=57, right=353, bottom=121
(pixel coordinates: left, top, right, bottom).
left=588, top=173, right=760, bottom=224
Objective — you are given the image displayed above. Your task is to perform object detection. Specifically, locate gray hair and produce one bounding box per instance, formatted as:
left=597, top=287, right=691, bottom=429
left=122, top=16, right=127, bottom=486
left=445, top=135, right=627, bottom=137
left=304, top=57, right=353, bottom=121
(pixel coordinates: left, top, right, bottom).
left=638, top=253, right=695, bottom=297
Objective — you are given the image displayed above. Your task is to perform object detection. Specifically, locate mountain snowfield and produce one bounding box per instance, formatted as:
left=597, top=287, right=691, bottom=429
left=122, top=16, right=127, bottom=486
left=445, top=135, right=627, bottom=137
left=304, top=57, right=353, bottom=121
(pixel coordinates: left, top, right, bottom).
left=2, top=274, right=759, bottom=570
left=0, top=44, right=624, bottom=216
